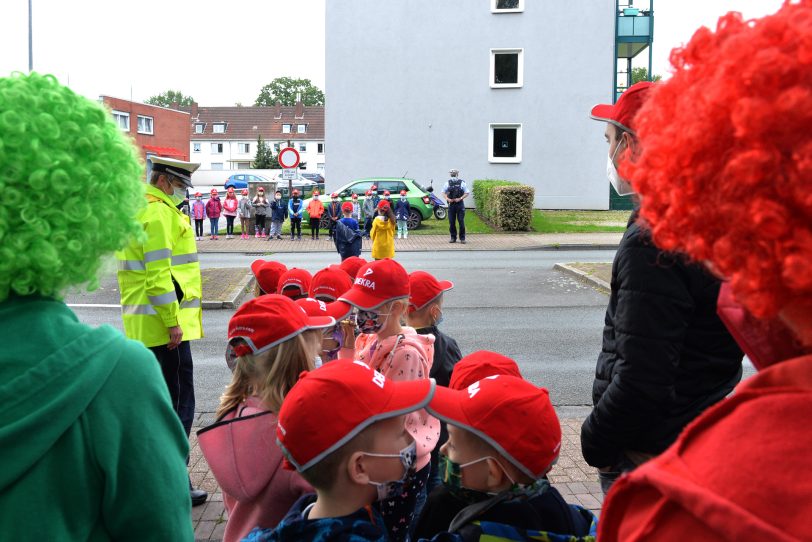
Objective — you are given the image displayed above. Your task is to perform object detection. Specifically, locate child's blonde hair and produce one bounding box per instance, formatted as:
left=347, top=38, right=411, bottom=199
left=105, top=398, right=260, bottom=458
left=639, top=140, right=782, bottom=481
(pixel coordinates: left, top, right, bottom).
left=217, top=329, right=321, bottom=419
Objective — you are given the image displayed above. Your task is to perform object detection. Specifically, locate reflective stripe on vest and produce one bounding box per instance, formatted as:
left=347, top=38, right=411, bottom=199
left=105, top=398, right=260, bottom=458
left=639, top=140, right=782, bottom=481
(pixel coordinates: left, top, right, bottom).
left=122, top=298, right=201, bottom=316
left=148, top=291, right=178, bottom=306
left=144, top=248, right=173, bottom=263
left=118, top=260, right=146, bottom=271
left=171, top=253, right=199, bottom=266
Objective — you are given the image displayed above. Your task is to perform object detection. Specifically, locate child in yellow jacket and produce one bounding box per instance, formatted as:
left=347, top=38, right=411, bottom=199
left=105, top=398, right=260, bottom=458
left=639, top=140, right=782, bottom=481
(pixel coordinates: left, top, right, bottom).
left=370, top=200, right=396, bottom=260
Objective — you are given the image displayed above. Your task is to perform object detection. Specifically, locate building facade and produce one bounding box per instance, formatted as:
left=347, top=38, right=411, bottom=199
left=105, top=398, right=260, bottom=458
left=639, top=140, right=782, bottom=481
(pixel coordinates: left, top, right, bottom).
left=186, top=102, right=325, bottom=173
left=326, top=0, right=615, bottom=209
left=100, top=96, right=191, bottom=164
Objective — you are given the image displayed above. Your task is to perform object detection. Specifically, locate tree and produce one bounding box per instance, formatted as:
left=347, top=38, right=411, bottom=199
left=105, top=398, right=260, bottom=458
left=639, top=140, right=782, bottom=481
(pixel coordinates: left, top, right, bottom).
left=145, top=90, right=196, bottom=107
left=255, top=77, right=325, bottom=106
left=631, top=67, right=662, bottom=84
left=252, top=136, right=279, bottom=169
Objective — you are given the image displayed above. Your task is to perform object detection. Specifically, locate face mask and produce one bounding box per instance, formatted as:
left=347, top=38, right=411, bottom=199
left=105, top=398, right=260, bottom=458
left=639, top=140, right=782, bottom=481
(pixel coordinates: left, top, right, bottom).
left=401, top=197, right=407, bottom=201
left=293, top=195, right=300, bottom=201
left=258, top=192, right=265, bottom=197
left=332, top=198, right=339, bottom=203
left=364, top=441, right=417, bottom=501
left=196, top=197, right=201, bottom=202
left=275, top=195, right=281, bottom=200
left=314, top=355, right=323, bottom=369
left=607, top=140, right=635, bottom=196
left=322, top=325, right=344, bottom=361
left=355, top=309, right=391, bottom=334
left=433, top=309, right=444, bottom=327
left=171, top=186, right=186, bottom=204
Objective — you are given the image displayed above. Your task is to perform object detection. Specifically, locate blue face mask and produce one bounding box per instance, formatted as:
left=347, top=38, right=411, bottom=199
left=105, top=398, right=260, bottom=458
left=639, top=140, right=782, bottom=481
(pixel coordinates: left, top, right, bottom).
left=434, top=310, right=444, bottom=327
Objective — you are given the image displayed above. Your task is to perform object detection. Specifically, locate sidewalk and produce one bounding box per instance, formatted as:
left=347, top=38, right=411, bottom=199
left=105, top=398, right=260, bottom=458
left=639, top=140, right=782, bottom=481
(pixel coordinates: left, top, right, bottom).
left=189, top=414, right=602, bottom=541
left=195, top=233, right=623, bottom=254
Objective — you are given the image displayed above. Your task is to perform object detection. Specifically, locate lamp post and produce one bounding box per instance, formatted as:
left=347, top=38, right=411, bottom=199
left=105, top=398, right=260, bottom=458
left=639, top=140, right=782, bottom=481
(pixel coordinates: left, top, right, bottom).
left=28, top=0, right=33, bottom=71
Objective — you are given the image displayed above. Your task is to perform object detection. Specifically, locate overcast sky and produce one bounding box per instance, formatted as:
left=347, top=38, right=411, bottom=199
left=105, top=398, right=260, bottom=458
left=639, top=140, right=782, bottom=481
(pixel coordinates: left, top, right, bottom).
left=0, top=0, right=785, bottom=106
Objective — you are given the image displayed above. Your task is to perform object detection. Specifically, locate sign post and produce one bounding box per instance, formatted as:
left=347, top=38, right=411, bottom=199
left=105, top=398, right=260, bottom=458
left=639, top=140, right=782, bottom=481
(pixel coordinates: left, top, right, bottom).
left=278, top=147, right=301, bottom=196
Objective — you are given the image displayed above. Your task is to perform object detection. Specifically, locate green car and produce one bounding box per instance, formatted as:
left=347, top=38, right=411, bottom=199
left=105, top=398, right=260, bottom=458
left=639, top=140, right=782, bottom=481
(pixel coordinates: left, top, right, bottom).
left=301, top=178, right=434, bottom=230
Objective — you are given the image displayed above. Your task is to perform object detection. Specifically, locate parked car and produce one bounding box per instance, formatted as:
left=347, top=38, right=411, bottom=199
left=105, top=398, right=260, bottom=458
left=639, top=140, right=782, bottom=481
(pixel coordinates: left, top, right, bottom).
left=300, top=173, right=325, bottom=184
left=224, top=173, right=271, bottom=190
left=301, top=177, right=434, bottom=230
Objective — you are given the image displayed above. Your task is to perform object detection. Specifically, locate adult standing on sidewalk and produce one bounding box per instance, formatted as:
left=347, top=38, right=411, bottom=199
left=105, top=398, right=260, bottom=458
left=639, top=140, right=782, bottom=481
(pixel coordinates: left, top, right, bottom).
left=443, top=168, right=469, bottom=244
left=581, top=82, right=743, bottom=494
left=0, top=72, right=193, bottom=540
left=116, top=155, right=209, bottom=507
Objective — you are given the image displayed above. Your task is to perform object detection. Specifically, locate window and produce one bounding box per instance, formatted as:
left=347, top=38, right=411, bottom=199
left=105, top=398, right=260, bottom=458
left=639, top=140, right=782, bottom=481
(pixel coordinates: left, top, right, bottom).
left=488, top=123, right=522, bottom=163
left=193, top=143, right=201, bottom=152
left=298, top=162, right=307, bottom=170
left=297, top=124, right=306, bottom=134
left=379, top=181, right=408, bottom=194
left=317, top=163, right=325, bottom=171
left=112, top=110, right=130, bottom=131
left=136, top=115, right=154, bottom=134
left=298, top=143, right=307, bottom=152
left=213, top=123, right=226, bottom=133
left=348, top=181, right=374, bottom=195
left=317, top=143, right=324, bottom=154
left=211, top=162, right=224, bottom=170
left=211, top=143, right=223, bottom=154
left=194, top=123, right=204, bottom=134
left=490, top=49, right=523, bottom=87
left=282, top=124, right=291, bottom=134
left=236, top=162, right=251, bottom=169
left=273, top=143, right=281, bottom=152
left=239, top=143, right=251, bottom=153
left=491, top=0, right=524, bottom=12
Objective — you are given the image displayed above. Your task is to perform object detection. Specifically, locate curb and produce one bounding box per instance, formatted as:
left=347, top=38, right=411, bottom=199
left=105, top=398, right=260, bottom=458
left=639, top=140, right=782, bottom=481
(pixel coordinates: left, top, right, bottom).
left=554, top=263, right=611, bottom=292
left=195, top=243, right=622, bottom=255
left=202, top=273, right=255, bottom=310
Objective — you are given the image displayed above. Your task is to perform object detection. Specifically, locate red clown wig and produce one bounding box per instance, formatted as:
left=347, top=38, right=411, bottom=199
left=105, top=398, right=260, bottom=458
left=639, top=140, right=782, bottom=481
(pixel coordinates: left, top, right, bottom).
left=624, top=0, right=812, bottom=319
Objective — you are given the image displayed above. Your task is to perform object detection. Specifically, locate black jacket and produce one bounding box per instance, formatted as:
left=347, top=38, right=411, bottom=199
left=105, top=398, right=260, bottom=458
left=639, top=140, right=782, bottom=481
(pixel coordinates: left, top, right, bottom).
left=581, top=212, right=743, bottom=468
left=415, top=326, right=462, bottom=388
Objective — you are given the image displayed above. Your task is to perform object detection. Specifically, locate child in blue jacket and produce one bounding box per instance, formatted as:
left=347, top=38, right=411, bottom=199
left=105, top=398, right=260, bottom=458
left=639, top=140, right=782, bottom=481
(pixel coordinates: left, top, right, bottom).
left=395, top=190, right=411, bottom=239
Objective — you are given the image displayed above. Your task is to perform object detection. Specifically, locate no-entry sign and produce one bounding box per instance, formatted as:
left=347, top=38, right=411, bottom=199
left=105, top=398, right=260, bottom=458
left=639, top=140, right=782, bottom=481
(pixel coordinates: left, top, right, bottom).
left=278, top=147, right=300, bottom=169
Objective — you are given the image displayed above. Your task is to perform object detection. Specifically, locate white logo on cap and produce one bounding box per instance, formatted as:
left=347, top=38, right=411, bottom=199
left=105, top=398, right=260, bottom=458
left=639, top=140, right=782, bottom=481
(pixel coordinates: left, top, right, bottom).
left=355, top=277, right=376, bottom=290
left=364, top=268, right=374, bottom=277
left=372, top=371, right=386, bottom=389
left=317, top=300, right=327, bottom=312
left=467, top=381, right=481, bottom=399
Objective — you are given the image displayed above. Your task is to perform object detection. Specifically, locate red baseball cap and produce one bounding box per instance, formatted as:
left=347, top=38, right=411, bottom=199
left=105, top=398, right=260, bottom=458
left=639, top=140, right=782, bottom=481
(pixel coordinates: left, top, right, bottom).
left=449, top=350, right=523, bottom=390
left=227, top=294, right=334, bottom=364
left=292, top=189, right=300, bottom=195
left=352, top=193, right=359, bottom=199
left=194, top=192, right=202, bottom=197
left=277, top=360, right=435, bottom=471
left=210, top=188, right=218, bottom=194
left=589, top=81, right=655, bottom=134
left=341, top=201, right=354, bottom=213
left=295, top=297, right=353, bottom=322
left=408, top=271, right=453, bottom=313
left=339, top=256, right=367, bottom=278
left=428, top=375, right=561, bottom=479
left=370, top=185, right=377, bottom=190
left=241, top=189, right=249, bottom=195
left=339, top=258, right=409, bottom=310
left=310, top=266, right=353, bottom=301
left=277, top=268, right=313, bottom=299
left=250, top=259, right=288, bottom=295
left=227, top=186, right=235, bottom=192
left=377, top=200, right=390, bottom=210
left=384, top=190, right=391, bottom=196
left=400, top=190, right=407, bottom=196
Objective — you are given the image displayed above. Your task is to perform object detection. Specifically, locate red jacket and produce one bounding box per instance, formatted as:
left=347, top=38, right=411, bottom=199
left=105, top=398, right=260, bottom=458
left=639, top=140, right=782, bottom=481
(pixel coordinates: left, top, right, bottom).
left=599, top=354, right=812, bottom=541
left=205, top=197, right=222, bottom=219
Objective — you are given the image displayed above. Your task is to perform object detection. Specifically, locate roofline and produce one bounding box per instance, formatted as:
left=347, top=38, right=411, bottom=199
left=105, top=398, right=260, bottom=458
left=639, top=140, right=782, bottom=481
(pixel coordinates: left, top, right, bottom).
left=98, top=96, right=191, bottom=116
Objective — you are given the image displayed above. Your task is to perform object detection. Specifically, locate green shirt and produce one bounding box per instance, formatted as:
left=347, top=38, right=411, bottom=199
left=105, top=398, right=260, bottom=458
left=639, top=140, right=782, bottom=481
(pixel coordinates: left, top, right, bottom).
left=0, top=296, right=193, bottom=540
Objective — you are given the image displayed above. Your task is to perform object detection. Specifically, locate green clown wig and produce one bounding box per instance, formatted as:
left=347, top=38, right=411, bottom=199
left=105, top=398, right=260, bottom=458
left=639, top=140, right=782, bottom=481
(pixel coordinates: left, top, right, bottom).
left=0, top=72, right=145, bottom=301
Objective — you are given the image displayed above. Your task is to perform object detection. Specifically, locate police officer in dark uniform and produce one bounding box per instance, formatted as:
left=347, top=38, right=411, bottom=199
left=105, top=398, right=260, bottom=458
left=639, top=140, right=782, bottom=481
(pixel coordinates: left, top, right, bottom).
left=443, top=168, right=470, bottom=244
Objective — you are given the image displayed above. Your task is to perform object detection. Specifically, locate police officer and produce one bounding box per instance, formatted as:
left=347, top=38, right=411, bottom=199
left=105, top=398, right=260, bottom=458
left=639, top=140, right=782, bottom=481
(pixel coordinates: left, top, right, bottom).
left=443, top=168, right=470, bottom=244
left=116, top=156, right=208, bottom=506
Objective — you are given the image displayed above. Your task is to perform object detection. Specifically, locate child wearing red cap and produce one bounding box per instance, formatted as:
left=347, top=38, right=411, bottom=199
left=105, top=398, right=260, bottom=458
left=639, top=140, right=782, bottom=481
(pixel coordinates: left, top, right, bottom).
left=239, top=189, right=252, bottom=240
left=310, top=266, right=353, bottom=302
left=252, top=188, right=269, bottom=238
left=277, top=268, right=313, bottom=301
left=339, top=256, right=367, bottom=279
left=197, top=295, right=334, bottom=542
left=296, top=297, right=355, bottom=363
left=405, top=271, right=463, bottom=493
left=333, top=203, right=363, bottom=260
left=206, top=189, right=222, bottom=239
left=251, top=259, right=288, bottom=296
left=223, top=187, right=239, bottom=239
left=192, top=192, right=206, bottom=240
left=243, top=360, right=434, bottom=542
left=394, top=190, right=410, bottom=240
left=448, top=350, right=523, bottom=391
left=414, top=375, right=597, bottom=541
left=339, top=259, right=438, bottom=541
left=370, top=201, right=396, bottom=260
left=306, top=191, right=325, bottom=240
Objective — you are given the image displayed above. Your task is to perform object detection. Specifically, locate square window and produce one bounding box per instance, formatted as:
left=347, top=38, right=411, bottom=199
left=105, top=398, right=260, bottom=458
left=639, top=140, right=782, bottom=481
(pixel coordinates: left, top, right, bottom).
left=112, top=110, right=130, bottom=131
left=282, top=124, right=291, bottom=134
left=273, top=143, right=281, bottom=152
left=490, top=49, right=523, bottom=87
left=488, top=123, right=522, bottom=163
left=211, top=143, right=223, bottom=154
left=298, top=143, right=307, bottom=152
left=317, top=143, right=324, bottom=154
left=239, top=143, right=250, bottom=153
left=213, top=123, right=226, bottom=134
left=137, top=115, right=153, bottom=135
left=194, top=123, right=204, bottom=134
left=193, top=143, right=201, bottom=152
left=492, top=0, right=524, bottom=12
left=297, top=124, right=306, bottom=134
left=211, top=162, right=224, bottom=170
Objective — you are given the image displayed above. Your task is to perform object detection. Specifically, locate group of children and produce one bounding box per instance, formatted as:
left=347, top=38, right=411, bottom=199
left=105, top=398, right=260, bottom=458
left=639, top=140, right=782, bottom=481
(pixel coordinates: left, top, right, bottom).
left=197, top=256, right=598, bottom=542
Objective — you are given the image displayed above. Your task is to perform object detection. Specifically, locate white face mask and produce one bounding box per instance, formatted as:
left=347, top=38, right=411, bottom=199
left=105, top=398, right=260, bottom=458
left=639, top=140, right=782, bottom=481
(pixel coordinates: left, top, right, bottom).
left=607, top=140, right=635, bottom=196
left=171, top=186, right=187, bottom=203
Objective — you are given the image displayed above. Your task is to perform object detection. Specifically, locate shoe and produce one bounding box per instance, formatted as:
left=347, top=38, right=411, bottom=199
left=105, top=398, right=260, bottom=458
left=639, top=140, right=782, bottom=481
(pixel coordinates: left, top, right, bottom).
left=191, top=488, right=208, bottom=507
left=290, top=236, right=295, bottom=241
left=449, top=239, right=456, bottom=243
left=298, top=236, right=302, bottom=240
left=254, top=232, right=260, bottom=238
left=460, top=240, right=466, bottom=244
left=195, top=236, right=200, bottom=241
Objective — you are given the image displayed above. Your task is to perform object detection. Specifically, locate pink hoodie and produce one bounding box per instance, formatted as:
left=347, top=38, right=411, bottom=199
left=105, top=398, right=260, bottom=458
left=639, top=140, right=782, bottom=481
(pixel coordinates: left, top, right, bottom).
left=197, top=397, right=312, bottom=542
left=354, top=327, right=439, bottom=470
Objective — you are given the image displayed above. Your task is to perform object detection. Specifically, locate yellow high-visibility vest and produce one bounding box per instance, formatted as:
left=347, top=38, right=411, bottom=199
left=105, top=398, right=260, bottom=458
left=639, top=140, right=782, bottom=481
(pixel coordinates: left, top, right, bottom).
left=116, top=184, right=203, bottom=348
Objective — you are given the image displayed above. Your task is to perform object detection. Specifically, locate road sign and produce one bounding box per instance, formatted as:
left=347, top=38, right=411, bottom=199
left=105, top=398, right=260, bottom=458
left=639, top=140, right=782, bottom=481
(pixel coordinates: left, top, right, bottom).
left=282, top=168, right=296, bottom=180
left=278, top=147, right=300, bottom=169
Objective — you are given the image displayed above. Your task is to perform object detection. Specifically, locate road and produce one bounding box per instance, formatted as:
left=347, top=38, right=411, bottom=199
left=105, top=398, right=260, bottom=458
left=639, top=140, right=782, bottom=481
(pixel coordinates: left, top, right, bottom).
left=67, top=249, right=754, bottom=417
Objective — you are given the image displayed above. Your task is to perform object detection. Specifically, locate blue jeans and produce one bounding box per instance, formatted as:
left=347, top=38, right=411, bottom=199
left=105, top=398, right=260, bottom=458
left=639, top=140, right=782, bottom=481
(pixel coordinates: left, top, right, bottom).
left=209, top=218, right=219, bottom=236
left=397, top=219, right=408, bottom=237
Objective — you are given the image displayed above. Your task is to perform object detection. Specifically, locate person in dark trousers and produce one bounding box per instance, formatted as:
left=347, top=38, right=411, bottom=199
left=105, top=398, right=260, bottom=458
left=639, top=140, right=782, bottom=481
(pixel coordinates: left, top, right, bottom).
left=406, top=270, right=462, bottom=494
left=443, top=169, right=469, bottom=244
left=582, top=81, right=744, bottom=495
left=362, top=185, right=380, bottom=238
left=268, top=190, right=287, bottom=240
left=287, top=189, right=303, bottom=240
left=326, top=192, right=342, bottom=240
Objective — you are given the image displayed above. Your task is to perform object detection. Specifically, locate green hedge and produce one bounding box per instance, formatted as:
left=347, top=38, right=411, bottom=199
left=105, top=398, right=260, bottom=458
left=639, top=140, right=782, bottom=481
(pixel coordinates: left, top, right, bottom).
left=472, top=179, right=534, bottom=231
